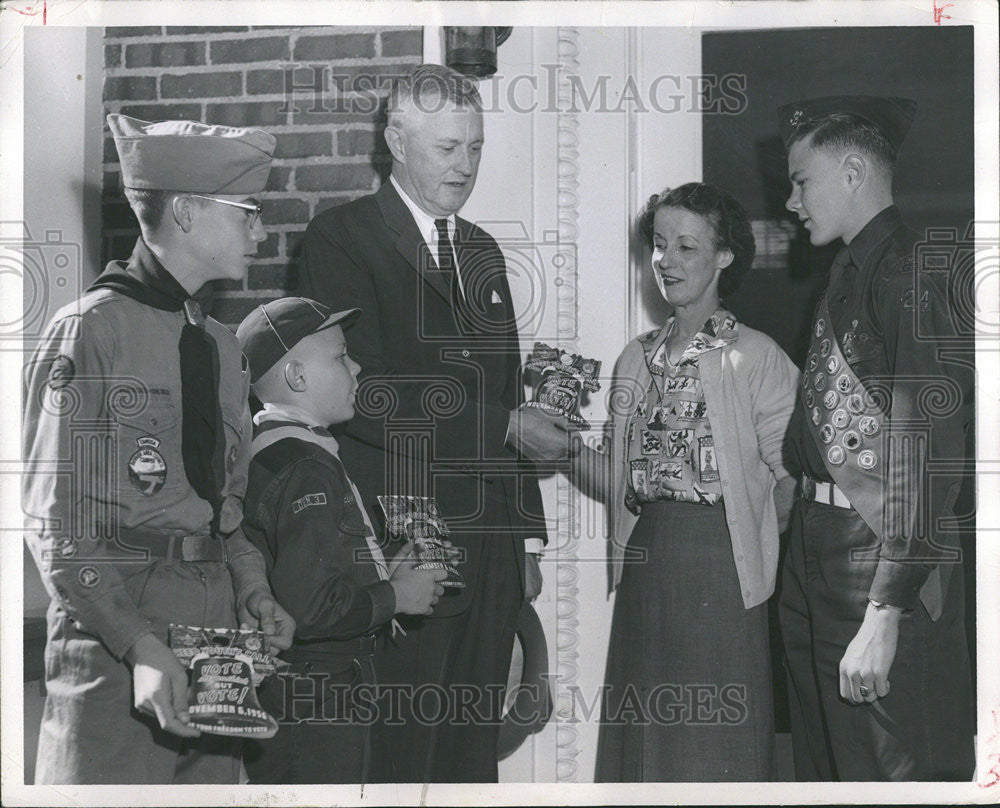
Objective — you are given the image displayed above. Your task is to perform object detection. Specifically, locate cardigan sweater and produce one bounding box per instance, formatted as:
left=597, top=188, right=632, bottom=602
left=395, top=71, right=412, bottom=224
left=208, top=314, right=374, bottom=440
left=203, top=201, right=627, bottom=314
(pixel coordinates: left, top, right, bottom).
left=608, top=319, right=799, bottom=608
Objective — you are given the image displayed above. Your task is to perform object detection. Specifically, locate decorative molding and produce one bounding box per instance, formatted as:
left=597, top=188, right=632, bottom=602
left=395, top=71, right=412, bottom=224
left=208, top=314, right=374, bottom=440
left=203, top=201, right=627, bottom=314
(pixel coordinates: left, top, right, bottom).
left=554, top=24, right=583, bottom=784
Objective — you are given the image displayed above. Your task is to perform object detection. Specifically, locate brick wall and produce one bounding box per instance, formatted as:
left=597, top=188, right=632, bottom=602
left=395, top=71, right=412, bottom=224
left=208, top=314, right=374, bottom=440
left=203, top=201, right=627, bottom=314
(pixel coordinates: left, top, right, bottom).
left=102, top=25, right=422, bottom=326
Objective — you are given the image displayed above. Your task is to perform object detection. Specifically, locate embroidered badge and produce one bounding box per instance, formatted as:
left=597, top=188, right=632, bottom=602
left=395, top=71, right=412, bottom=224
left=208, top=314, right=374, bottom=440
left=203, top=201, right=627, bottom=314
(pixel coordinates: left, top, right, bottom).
left=665, top=429, right=693, bottom=458
left=836, top=374, right=854, bottom=394
left=807, top=353, right=819, bottom=372
left=826, top=356, right=840, bottom=375
left=823, top=390, right=839, bottom=410
left=698, top=436, right=720, bottom=483
left=292, top=492, right=328, bottom=514
left=846, top=394, right=865, bottom=414
left=859, top=415, right=880, bottom=437
left=128, top=437, right=167, bottom=496
left=827, top=445, right=846, bottom=466
left=858, top=449, right=878, bottom=470
left=805, top=390, right=815, bottom=408
left=815, top=318, right=826, bottom=338
left=832, top=409, right=850, bottom=429
left=842, top=430, right=862, bottom=451
left=820, top=338, right=831, bottom=357
left=47, top=355, right=75, bottom=390
left=814, top=373, right=828, bottom=392
left=640, top=430, right=663, bottom=455
left=55, top=537, right=77, bottom=558
left=819, top=424, right=836, bottom=444
left=811, top=407, right=822, bottom=426
left=78, top=566, right=100, bottom=588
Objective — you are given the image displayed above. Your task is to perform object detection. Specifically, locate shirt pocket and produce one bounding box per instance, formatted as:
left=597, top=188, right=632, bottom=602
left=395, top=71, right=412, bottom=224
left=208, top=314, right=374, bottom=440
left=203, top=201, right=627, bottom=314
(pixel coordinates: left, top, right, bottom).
left=111, top=400, right=182, bottom=499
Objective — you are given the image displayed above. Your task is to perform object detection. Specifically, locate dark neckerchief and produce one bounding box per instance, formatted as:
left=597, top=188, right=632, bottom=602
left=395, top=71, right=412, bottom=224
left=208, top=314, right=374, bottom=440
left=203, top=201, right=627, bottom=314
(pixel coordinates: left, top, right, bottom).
left=89, top=238, right=226, bottom=530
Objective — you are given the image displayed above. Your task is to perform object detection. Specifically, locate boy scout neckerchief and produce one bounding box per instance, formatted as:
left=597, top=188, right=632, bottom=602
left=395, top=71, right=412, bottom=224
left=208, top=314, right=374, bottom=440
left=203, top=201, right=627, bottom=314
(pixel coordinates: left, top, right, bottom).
left=89, top=238, right=226, bottom=527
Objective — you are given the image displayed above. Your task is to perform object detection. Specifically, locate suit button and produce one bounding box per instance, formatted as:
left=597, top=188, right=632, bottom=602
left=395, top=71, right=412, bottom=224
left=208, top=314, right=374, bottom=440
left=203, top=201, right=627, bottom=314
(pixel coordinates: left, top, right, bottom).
left=462, top=349, right=470, bottom=358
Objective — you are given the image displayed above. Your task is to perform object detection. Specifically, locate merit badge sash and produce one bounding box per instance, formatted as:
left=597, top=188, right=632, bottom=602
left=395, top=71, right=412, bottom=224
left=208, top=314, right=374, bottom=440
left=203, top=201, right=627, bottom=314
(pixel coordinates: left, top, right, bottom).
left=802, top=294, right=886, bottom=540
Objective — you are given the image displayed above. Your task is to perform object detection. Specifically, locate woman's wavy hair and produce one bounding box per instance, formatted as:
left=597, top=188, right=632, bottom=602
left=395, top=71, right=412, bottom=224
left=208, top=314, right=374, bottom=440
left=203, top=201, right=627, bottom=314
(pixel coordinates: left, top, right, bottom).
left=638, top=182, right=756, bottom=299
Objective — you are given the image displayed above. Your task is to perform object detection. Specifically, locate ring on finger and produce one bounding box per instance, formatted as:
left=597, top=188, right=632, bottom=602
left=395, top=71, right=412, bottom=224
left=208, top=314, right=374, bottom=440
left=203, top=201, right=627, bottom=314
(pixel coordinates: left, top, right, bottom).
left=859, top=684, right=870, bottom=698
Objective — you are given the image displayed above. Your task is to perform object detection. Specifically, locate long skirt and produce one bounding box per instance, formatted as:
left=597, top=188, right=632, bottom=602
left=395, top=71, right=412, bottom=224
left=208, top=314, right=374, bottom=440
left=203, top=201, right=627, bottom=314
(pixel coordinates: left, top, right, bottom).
left=595, top=499, right=776, bottom=782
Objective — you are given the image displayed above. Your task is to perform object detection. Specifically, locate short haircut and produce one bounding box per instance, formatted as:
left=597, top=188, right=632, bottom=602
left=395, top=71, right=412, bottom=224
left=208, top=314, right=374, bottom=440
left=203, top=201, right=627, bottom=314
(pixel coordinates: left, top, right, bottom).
left=785, top=112, right=897, bottom=173
left=123, top=187, right=175, bottom=231
left=387, top=64, right=482, bottom=128
left=638, top=182, right=756, bottom=300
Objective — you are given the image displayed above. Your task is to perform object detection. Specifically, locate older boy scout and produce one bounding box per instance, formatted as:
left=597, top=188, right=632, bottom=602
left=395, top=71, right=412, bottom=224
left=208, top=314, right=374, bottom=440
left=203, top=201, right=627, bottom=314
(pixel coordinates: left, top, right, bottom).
left=777, top=96, right=975, bottom=780
left=22, top=114, right=295, bottom=784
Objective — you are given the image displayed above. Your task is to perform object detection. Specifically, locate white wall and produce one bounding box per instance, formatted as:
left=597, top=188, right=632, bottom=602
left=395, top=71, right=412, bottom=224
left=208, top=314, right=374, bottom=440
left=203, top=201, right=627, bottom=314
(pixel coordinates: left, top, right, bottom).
left=461, top=26, right=702, bottom=782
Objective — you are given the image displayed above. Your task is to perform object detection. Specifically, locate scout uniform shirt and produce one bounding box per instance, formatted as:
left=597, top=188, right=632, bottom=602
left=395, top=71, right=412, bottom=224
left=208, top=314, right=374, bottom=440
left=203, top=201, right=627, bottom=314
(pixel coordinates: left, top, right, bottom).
left=241, top=403, right=395, bottom=645
left=787, top=206, right=972, bottom=616
left=22, top=238, right=266, bottom=660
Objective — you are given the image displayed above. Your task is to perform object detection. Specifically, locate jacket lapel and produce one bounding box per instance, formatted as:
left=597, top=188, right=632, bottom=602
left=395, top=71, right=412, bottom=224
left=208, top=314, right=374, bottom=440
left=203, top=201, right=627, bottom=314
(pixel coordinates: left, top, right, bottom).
left=375, top=182, right=452, bottom=306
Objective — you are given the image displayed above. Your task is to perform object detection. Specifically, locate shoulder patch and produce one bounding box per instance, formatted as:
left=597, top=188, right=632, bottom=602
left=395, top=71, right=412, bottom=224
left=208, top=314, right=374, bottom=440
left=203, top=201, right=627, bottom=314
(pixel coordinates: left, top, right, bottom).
left=292, top=492, right=328, bottom=514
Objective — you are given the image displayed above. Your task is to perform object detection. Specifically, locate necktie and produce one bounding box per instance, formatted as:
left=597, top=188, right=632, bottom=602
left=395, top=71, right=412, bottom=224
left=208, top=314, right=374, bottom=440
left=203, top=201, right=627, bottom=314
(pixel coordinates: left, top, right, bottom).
left=435, top=218, right=467, bottom=328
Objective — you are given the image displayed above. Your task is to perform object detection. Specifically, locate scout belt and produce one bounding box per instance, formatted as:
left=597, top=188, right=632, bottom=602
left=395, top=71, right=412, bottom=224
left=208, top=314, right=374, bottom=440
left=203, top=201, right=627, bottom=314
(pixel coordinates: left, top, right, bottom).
left=112, top=526, right=227, bottom=563
left=802, top=294, right=886, bottom=540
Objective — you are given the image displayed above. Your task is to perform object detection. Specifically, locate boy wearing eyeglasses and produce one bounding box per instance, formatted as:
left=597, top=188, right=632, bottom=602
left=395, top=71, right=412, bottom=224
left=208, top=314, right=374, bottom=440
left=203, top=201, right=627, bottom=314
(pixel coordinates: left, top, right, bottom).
left=22, top=114, right=296, bottom=784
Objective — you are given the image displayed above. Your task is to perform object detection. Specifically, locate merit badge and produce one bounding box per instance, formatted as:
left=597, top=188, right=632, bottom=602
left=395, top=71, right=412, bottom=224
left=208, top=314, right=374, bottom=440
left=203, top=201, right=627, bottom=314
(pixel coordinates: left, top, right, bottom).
left=859, top=415, right=880, bottom=437
left=665, top=429, right=693, bottom=457
left=128, top=437, right=167, bottom=496
left=826, top=356, right=840, bottom=375
left=630, top=459, right=649, bottom=498
left=823, top=390, right=839, bottom=410
left=820, top=339, right=831, bottom=357
left=815, top=318, right=826, bottom=338
left=805, top=390, right=815, bottom=408
left=827, top=445, right=846, bottom=466
left=226, top=445, right=238, bottom=474
left=832, top=409, right=850, bottom=429
left=641, top=430, right=663, bottom=455
left=55, top=537, right=77, bottom=558
left=811, top=407, right=822, bottom=426
left=819, top=423, right=836, bottom=444
left=842, top=430, right=862, bottom=451
left=698, top=436, right=720, bottom=483
left=47, top=355, right=75, bottom=390
left=836, top=374, right=854, bottom=394
left=807, top=353, right=819, bottom=372
left=814, top=372, right=827, bottom=392
left=858, top=450, right=878, bottom=470
left=78, top=566, right=100, bottom=588
left=846, top=394, right=865, bottom=414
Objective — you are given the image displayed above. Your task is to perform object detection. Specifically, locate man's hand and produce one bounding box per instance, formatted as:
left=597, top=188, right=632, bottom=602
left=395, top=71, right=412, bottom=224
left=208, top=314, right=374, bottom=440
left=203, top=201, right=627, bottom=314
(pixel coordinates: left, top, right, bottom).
left=389, top=547, right=448, bottom=615
left=839, top=601, right=902, bottom=704
left=507, top=406, right=573, bottom=463
left=773, top=475, right=797, bottom=533
left=525, top=552, right=543, bottom=601
left=125, top=633, right=200, bottom=738
left=240, top=591, right=296, bottom=651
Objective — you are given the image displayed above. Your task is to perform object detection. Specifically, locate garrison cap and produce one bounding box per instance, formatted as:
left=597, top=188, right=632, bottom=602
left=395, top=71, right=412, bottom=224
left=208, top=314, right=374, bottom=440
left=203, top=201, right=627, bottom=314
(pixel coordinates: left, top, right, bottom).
left=778, top=95, right=917, bottom=151
left=108, top=113, right=276, bottom=194
left=237, top=297, right=360, bottom=383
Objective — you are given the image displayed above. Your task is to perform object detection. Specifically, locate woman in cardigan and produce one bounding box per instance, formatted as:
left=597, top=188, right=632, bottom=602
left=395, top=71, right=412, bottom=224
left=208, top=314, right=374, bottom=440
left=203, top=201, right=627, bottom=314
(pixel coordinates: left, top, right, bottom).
left=529, top=183, right=799, bottom=781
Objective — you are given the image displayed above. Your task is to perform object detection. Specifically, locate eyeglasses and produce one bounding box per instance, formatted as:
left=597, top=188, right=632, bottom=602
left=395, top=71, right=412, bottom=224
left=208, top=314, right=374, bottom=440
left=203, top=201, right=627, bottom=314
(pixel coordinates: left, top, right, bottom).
left=188, top=194, right=263, bottom=228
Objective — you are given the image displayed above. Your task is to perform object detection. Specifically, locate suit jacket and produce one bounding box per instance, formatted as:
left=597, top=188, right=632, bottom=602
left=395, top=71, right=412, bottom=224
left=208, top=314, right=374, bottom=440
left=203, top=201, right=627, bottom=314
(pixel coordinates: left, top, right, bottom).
left=299, top=181, right=547, bottom=615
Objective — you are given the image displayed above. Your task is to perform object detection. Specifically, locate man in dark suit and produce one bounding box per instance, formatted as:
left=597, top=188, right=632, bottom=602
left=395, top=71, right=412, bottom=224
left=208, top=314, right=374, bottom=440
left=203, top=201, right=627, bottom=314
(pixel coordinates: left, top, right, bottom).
left=298, top=64, right=566, bottom=782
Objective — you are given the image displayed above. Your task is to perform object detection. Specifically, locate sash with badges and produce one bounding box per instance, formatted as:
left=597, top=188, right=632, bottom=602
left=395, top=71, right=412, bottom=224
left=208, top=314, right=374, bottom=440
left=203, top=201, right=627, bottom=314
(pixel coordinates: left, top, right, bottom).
left=802, top=294, right=886, bottom=538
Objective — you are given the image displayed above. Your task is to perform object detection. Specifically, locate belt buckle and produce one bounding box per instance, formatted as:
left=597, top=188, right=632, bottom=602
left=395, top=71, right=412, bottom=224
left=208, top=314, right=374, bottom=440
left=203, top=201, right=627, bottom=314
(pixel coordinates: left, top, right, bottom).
left=801, top=476, right=817, bottom=501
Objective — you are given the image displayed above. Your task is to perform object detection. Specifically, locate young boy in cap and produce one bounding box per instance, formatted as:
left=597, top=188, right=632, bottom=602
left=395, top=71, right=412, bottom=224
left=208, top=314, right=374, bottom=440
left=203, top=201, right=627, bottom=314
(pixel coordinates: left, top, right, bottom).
left=777, top=95, right=975, bottom=780
left=236, top=297, right=448, bottom=784
left=22, top=114, right=296, bottom=784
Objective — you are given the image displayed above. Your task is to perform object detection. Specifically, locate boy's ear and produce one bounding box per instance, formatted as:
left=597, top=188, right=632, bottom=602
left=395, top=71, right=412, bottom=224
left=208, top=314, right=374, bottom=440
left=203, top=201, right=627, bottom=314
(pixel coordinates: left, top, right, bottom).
left=283, top=360, right=307, bottom=392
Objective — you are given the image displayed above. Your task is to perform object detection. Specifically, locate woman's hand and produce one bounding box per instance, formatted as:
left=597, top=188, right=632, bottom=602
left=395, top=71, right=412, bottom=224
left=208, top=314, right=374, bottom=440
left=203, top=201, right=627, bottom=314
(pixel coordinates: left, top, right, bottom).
left=507, top=405, right=574, bottom=462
